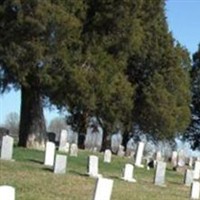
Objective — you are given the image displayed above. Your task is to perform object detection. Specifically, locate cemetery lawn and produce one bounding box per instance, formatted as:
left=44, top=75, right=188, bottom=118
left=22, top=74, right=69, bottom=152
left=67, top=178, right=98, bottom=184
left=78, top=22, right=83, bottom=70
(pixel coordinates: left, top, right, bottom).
left=0, top=147, right=190, bottom=200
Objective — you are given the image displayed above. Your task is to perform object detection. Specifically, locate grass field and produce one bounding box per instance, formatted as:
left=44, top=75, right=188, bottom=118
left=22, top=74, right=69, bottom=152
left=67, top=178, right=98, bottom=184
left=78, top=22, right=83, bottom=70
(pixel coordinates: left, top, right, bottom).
left=0, top=147, right=191, bottom=200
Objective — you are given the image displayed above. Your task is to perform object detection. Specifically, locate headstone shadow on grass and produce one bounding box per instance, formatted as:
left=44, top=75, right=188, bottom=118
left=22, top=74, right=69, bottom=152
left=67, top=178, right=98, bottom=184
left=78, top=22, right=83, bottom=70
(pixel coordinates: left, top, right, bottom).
left=68, top=170, right=88, bottom=177
left=28, top=159, right=43, bottom=165
left=42, top=167, right=53, bottom=172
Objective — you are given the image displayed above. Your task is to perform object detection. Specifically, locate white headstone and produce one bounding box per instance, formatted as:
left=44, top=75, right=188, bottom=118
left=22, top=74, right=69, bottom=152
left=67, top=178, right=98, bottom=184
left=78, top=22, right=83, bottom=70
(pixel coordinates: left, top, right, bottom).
left=65, top=142, right=70, bottom=153
left=135, top=142, right=145, bottom=167
left=0, top=185, right=15, bottom=200
left=44, top=142, right=55, bottom=166
left=54, top=154, right=67, bottom=174
left=171, top=151, right=178, bottom=167
left=193, top=161, right=200, bottom=180
left=177, top=149, right=185, bottom=167
left=93, top=178, right=113, bottom=200
left=156, top=151, right=162, bottom=161
left=184, top=169, right=194, bottom=186
left=87, top=155, right=101, bottom=178
left=0, top=135, right=14, bottom=160
left=190, top=181, right=200, bottom=200
left=154, top=161, right=166, bottom=186
left=104, top=149, right=112, bottom=163
left=122, top=164, right=136, bottom=183
left=70, top=143, right=78, bottom=157
left=189, top=157, right=194, bottom=167
left=58, top=130, right=68, bottom=152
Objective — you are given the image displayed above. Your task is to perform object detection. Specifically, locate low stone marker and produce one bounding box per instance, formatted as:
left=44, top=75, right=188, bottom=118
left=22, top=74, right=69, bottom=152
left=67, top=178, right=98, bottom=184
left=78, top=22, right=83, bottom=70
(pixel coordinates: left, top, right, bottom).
left=44, top=142, right=55, bottom=167
left=0, top=185, right=15, bottom=200
left=184, top=169, right=194, bottom=186
left=121, top=164, right=136, bottom=183
left=117, top=145, right=125, bottom=157
left=135, top=142, right=145, bottom=168
left=190, top=181, right=200, bottom=199
left=193, top=161, right=200, bottom=180
left=54, top=154, right=67, bottom=174
left=70, top=143, right=78, bottom=157
left=104, top=149, right=112, bottom=163
left=154, top=161, right=166, bottom=186
left=87, top=155, right=102, bottom=178
left=92, top=178, right=113, bottom=200
left=0, top=135, right=14, bottom=160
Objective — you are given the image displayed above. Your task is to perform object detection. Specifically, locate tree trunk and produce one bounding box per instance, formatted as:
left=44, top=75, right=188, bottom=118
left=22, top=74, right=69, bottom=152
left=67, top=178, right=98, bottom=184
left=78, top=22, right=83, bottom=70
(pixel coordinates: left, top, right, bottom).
left=18, top=86, right=46, bottom=148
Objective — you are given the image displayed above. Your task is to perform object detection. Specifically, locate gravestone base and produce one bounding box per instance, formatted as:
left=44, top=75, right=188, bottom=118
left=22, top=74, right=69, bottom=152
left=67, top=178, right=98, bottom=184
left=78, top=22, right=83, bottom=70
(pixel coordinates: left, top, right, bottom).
left=121, top=177, right=136, bottom=183
left=155, top=183, right=166, bottom=187
left=135, top=164, right=144, bottom=168
left=0, top=158, right=15, bottom=162
left=176, top=166, right=187, bottom=174
left=87, top=173, right=103, bottom=179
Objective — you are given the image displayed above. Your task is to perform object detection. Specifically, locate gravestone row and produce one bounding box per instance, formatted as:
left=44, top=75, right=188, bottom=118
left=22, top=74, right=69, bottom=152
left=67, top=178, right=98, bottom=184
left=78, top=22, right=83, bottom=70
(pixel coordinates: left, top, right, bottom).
left=1, top=137, right=200, bottom=200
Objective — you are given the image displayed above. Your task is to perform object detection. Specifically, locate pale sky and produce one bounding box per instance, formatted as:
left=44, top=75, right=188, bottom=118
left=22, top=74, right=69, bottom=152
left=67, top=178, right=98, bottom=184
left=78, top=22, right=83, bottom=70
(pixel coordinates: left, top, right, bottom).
left=1, top=0, right=200, bottom=124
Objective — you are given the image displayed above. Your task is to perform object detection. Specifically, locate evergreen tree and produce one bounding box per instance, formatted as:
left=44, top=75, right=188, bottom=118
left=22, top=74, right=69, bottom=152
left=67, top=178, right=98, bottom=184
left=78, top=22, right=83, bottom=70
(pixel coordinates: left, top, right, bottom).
left=184, top=44, right=200, bottom=149
left=127, top=0, right=191, bottom=139
left=0, top=0, right=84, bottom=147
left=48, top=0, right=138, bottom=146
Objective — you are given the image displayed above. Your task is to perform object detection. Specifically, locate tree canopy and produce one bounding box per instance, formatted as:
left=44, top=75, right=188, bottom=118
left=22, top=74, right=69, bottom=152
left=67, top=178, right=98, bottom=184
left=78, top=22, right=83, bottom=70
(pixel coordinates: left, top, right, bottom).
left=0, top=0, right=192, bottom=147
left=0, top=0, right=84, bottom=147
left=184, top=44, right=200, bottom=150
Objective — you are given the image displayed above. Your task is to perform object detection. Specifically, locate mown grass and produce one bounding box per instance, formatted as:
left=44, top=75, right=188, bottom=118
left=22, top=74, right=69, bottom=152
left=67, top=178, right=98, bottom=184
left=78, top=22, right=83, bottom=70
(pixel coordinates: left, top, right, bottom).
left=0, top=147, right=190, bottom=200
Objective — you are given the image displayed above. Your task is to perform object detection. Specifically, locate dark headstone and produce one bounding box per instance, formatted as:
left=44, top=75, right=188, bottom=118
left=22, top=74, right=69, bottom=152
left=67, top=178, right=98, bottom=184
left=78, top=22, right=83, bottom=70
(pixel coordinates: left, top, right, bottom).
left=46, top=132, right=56, bottom=143
left=78, top=133, right=85, bottom=149
left=148, top=160, right=155, bottom=168
left=0, top=127, right=9, bottom=147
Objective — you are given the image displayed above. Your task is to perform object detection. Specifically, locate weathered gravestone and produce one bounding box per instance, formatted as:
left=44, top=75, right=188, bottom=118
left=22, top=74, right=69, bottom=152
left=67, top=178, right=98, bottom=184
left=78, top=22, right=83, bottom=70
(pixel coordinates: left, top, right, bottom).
left=121, top=164, right=136, bottom=183
left=111, top=131, right=122, bottom=154
left=154, top=161, right=166, bottom=186
left=126, top=138, right=135, bottom=157
left=190, top=181, right=200, bottom=200
left=0, top=135, right=14, bottom=160
left=58, top=130, right=68, bottom=152
left=189, top=157, right=194, bottom=167
left=65, top=142, right=70, bottom=153
left=70, top=143, right=78, bottom=157
left=46, top=132, right=56, bottom=143
left=184, top=169, right=194, bottom=186
left=156, top=151, right=162, bottom=162
left=117, top=145, right=125, bottom=157
left=135, top=142, right=145, bottom=168
left=87, top=155, right=102, bottom=178
left=85, top=121, right=103, bottom=152
left=177, top=149, right=185, bottom=167
left=0, top=185, right=15, bottom=200
left=66, top=125, right=78, bottom=144
left=171, top=151, right=178, bottom=168
left=54, top=154, right=67, bottom=174
left=193, top=161, right=200, bottom=180
left=44, top=142, right=55, bottom=167
left=104, top=149, right=112, bottom=163
left=92, top=178, right=113, bottom=200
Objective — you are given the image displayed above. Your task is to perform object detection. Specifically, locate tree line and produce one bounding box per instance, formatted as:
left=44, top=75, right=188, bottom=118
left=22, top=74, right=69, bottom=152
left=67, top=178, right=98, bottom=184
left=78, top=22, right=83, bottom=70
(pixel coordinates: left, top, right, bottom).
left=0, top=0, right=199, bottom=149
